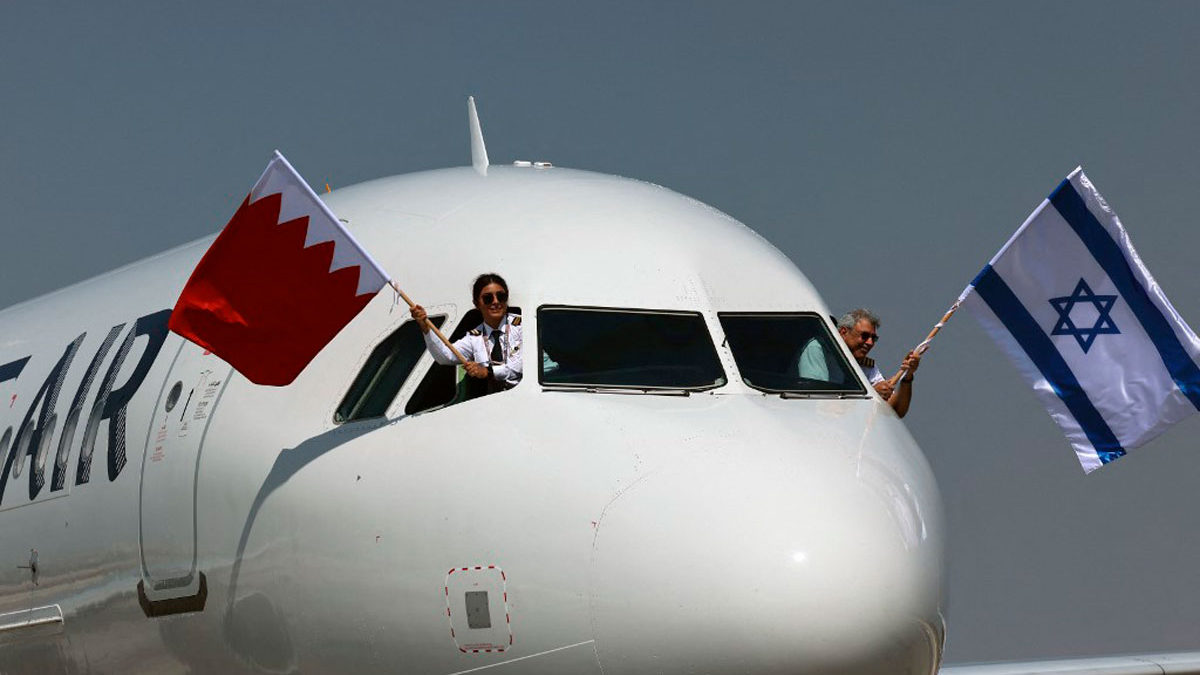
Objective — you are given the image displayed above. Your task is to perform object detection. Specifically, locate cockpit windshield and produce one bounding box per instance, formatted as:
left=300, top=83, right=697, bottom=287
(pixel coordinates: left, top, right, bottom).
left=718, top=313, right=867, bottom=396
left=538, top=306, right=726, bottom=391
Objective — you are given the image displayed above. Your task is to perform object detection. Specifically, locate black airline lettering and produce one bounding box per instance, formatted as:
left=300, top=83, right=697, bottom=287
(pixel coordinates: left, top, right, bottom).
left=78, top=309, right=171, bottom=485
left=55, top=325, right=122, bottom=492
left=0, top=338, right=81, bottom=504
left=73, top=323, right=125, bottom=486
left=0, top=357, right=30, bottom=385
left=0, top=357, right=31, bottom=494
left=24, top=334, right=83, bottom=501
left=0, top=309, right=172, bottom=507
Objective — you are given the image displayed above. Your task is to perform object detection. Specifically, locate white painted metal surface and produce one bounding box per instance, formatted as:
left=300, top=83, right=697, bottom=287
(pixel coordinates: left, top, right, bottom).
left=0, top=605, right=63, bottom=634
left=468, top=95, right=489, bottom=175
left=139, top=338, right=232, bottom=600
left=0, top=163, right=946, bottom=673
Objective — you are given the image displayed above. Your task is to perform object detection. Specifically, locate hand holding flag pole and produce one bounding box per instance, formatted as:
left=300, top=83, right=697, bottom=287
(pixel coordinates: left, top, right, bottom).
left=387, top=280, right=470, bottom=366
left=886, top=292, right=970, bottom=387
left=909, top=167, right=1200, bottom=473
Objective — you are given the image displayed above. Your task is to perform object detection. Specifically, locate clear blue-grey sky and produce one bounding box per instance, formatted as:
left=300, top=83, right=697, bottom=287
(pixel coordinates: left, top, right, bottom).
left=4, top=2, right=1200, bottom=665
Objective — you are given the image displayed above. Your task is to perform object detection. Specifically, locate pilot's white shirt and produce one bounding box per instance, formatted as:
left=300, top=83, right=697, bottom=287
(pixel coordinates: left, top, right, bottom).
left=423, top=313, right=523, bottom=388
left=861, top=361, right=884, bottom=385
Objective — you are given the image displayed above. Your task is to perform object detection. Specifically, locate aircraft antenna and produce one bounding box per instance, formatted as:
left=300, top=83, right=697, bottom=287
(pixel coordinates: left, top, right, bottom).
left=468, top=96, right=489, bottom=175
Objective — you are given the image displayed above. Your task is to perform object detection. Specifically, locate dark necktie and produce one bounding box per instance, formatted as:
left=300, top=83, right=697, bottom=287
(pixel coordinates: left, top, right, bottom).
left=490, top=330, right=503, bottom=364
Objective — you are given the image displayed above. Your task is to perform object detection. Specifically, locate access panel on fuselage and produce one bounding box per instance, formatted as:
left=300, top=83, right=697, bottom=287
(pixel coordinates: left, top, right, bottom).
left=138, top=337, right=233, bottom=603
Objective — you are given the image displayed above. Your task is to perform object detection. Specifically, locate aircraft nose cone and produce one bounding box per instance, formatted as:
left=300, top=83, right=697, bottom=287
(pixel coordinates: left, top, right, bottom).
left=589, top=442, right=943, bottom=675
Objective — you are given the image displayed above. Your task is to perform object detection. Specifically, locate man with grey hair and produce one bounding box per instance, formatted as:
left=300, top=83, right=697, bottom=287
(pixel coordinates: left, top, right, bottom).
left=836, top=308, right=921, bottom=418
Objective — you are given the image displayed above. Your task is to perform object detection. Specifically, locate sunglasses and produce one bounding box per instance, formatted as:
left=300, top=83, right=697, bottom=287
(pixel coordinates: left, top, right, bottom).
left=858, top=330, right=879, bottom=343
left=480, top=291, right=508, bottom=305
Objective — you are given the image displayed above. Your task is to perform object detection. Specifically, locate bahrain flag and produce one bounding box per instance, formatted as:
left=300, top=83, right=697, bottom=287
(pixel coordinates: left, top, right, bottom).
left=169, top=152, right=390, bottom=386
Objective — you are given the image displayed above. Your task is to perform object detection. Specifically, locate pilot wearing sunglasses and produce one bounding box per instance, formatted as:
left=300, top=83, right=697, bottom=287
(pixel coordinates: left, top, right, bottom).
left=411, top=272, right=523, bottom=395
left=836, top=308, right=920, bottom=418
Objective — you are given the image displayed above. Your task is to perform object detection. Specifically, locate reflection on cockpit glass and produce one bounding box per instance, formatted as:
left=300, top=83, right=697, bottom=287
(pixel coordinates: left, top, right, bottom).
left=538, top=306, right=726, bottom=391
left=718, top=313, right=867, bottom=395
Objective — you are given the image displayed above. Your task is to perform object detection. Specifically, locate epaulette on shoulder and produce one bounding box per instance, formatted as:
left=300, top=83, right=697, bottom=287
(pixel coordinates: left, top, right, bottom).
left=511, top=315, right=522, bottom=326
left=862, top=357, right=875, bottom=368
left=469, top=329, right=482, bottom=336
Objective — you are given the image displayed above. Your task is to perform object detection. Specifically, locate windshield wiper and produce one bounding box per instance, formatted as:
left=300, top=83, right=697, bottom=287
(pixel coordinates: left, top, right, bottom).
left=540, top=384, right=694, bottom=396
left=779, top=391, right=870, bottom=400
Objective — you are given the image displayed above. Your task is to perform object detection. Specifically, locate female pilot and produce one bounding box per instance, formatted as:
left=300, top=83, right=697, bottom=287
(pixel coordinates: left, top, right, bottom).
left=410, top=273, right=522, bottom=394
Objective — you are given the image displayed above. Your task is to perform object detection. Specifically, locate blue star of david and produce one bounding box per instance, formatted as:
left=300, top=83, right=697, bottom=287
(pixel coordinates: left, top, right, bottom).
left=1049, top=278, right=1120, bottom=353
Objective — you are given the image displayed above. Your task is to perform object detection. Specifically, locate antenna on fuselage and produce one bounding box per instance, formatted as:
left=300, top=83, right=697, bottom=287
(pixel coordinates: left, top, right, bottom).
left=468, top=96, right=489, bottom=176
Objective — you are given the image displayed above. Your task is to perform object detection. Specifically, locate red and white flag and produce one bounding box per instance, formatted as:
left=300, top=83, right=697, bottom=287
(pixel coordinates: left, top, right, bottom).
left=169, top=152, right=390, bottom=386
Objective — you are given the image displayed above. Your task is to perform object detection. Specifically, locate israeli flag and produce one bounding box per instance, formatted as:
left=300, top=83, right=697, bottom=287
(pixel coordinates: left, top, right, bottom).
left=964, top=168, right=1200, bottom=473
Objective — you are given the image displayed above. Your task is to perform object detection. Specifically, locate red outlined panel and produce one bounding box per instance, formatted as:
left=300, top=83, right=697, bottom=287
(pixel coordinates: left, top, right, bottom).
left=444, top=565, right=513, bottom=653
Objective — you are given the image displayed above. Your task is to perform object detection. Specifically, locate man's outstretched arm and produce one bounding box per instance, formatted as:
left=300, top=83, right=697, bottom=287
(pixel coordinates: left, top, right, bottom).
left=887, top=351, right=921, bottom=418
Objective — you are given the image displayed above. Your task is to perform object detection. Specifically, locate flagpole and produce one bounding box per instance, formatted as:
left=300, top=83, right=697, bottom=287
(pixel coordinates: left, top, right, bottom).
left=264, top=153, right=471, bottom=368
left=389, top=281, right=471, bottom=366
left=269, top=152, right=467, bottom=367
left=885, top=198, right=1058, bottom=388
left=886, top=285, right=974, bottom=387
left=270, top=151, right=394, bottom=285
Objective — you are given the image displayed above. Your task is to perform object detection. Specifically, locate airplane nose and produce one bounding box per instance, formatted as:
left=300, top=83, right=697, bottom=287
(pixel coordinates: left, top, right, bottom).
left=588, top=436, right=944, bottom=675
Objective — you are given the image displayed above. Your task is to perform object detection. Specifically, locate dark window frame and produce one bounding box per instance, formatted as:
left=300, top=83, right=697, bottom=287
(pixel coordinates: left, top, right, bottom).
left=403, top=307, right=523, bottom=416
left=717, top=311, right=868, bottom=396
left=333, top=315, right=447, bottom=425
left=537, top=304, right=727, bottom=392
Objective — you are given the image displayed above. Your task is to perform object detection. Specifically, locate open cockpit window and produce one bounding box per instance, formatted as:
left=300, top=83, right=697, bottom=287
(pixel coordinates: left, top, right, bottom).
left=718, top=312, right=866, bottom=396
left=538, top=306, right=726, bottom=392
left=335, top=316, right=446, bottom=424
left=405, top=308, right=521, bottom=415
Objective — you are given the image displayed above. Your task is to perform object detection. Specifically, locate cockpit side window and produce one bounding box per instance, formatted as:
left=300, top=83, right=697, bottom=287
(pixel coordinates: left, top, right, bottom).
left=718, top=312, right=867, bottom=396
left=538, top=305, right=726, bottom=391
left=405, top=307, right=522, bottom=415
left=335, top=316, right=447, bottom=424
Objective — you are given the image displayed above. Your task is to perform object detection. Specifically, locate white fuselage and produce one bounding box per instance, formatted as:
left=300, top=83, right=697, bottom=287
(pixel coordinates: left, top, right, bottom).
left=0, top=165, right=945, bottom=674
